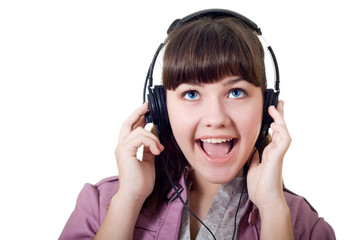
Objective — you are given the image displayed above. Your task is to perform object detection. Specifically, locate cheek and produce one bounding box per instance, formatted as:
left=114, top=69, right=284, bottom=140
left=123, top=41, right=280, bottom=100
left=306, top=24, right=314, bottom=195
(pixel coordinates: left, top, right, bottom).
left=167, top=99, right=197, bottom=150
left=169, top=109, right=197, bottom=135
left=235, top=104, right=263, bottom=138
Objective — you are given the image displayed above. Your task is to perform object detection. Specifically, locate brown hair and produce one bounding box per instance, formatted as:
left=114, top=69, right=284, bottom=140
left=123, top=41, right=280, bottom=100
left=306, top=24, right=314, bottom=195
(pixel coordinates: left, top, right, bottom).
left=162, top=17, right=267, bottom=91
left=145, top=17, right=267, bottom=211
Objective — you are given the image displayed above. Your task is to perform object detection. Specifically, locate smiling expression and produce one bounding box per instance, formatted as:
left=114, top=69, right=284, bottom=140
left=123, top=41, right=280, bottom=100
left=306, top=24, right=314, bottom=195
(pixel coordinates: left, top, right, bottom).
left=166, top=76, right=263, bottom=184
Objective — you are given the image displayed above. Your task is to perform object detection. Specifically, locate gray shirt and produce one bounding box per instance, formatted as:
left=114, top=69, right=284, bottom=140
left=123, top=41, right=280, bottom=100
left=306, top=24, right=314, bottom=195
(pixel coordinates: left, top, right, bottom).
left=179, top=177, right=248, bottom=240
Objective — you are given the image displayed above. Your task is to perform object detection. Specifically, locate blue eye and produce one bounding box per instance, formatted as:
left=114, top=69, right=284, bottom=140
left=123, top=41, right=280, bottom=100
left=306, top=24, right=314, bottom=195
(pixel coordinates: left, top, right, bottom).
left=229, top=88, right=246, bottom=99
left=183, top=90, right=199, bottom=100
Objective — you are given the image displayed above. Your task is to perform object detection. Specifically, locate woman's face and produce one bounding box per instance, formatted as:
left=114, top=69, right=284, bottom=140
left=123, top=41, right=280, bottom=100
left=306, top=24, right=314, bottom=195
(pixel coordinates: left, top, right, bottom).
left=166, top=76, right=263, bottom=184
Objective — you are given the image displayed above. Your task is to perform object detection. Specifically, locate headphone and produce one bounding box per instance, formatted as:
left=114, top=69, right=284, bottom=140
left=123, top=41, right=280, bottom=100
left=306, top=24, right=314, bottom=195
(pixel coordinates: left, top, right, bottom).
left=142, top=10, right=280, bottom=238
left=143, top=8, right=280, bottom=147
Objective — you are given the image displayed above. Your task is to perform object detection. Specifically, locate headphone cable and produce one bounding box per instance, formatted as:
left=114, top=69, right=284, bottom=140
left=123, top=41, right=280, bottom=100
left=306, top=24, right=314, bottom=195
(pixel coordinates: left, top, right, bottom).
left=232, top=177, right=247, bottom=240
left=161, top=153, right=217, bottom=240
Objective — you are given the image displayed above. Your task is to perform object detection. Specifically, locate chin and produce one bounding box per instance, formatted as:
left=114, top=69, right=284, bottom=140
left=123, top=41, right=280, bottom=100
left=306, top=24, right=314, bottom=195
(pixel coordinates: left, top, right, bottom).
left=202, top=165, right=244, bottom=184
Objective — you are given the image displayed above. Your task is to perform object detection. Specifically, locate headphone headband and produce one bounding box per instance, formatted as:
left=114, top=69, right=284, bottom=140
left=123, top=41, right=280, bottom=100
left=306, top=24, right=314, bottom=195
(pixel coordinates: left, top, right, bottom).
left=167, top=9, right=262, bottom=35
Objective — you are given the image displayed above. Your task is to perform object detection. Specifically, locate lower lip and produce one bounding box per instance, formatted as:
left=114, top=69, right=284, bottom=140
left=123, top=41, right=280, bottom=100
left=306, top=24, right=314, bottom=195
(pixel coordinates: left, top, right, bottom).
left=196, top=139, right=237, bottom=164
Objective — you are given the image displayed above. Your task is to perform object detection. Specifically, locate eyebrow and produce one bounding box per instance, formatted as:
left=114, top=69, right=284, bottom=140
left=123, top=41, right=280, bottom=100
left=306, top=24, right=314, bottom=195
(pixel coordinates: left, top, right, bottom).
left=223, top=78, right=245, bottom=86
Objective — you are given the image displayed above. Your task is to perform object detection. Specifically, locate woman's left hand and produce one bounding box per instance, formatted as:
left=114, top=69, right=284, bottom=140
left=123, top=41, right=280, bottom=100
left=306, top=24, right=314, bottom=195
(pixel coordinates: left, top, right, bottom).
left=247, top=100, right=292, bottom=210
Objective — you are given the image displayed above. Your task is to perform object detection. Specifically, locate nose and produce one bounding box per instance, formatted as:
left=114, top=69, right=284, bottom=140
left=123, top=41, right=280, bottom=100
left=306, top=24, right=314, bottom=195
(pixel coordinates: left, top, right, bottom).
left=201, top=98, right=231, bottom=128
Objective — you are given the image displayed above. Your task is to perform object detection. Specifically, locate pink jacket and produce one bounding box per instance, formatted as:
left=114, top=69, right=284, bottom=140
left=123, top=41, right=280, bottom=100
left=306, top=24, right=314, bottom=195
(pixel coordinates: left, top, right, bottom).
left=59, top=172, right=336, bottom=239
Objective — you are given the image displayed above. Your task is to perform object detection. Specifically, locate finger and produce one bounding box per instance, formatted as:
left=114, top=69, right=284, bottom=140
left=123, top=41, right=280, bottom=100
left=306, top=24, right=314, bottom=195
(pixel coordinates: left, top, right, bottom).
left=142, top=149, right=156, bottom=162
left=276, top=100, right=285, bottom=117
left=268, top=102, right=286, bottom=126
left=126, top=127, right=164, bottom=151
left=270, top=124, right=290, bottom=144
left=133, top=136, right=164, bottom=156
left=142, top=144, right=163, bottom=162
left=118, top=103, right=149, bottom=142
left=270, top=122, right=291, bottom=144
left=116, top=132, right=164, bottom=161
left=270, top=122, right=289, bottom=134
left=133, top=115, right=146, bottom=130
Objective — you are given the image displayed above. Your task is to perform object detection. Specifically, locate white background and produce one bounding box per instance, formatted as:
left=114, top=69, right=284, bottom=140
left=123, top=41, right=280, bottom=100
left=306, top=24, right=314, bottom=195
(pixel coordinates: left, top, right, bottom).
left=1, top=0, right=359, bottom=239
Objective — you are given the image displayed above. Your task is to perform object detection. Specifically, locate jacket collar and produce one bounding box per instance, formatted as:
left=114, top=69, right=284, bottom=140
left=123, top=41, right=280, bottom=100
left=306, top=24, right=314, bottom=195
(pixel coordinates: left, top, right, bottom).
left=135, top=167, right=260, bottom=239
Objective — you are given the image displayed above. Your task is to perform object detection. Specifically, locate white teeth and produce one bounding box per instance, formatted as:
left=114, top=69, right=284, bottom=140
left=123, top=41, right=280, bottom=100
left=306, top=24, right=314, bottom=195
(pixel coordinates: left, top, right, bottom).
left=200, top=138, right=232, bottom=143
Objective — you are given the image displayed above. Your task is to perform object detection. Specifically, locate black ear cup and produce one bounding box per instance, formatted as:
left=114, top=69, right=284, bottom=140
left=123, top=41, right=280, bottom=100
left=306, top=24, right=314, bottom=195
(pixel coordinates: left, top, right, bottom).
left=261, top=89, right=279, bottom=134
left=255, top=88, right=279, bottom=154
left=145, top=85, right=170, bottom=133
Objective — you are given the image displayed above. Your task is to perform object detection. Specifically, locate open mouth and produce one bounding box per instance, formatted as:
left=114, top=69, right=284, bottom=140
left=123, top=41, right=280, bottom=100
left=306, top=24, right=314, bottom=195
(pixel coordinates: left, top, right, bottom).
left=198, top=138, right=235, bottom=158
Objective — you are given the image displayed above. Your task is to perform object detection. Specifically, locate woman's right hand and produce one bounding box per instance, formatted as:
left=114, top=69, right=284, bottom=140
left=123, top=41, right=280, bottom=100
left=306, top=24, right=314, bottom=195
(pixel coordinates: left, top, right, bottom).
left=95, top=103, right=163, bottom=239
left=114, top=103, right=164, bottom=202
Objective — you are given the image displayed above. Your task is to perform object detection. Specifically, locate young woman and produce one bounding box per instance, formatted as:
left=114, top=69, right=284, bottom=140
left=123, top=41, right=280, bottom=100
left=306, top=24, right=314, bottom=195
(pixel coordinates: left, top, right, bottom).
left=59, top=9, right=335, bottom=240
